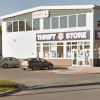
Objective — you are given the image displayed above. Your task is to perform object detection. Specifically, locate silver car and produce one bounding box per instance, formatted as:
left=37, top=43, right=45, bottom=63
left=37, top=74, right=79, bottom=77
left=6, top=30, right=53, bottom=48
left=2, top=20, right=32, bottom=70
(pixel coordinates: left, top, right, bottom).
left=0, top=57, right=20, bottom=68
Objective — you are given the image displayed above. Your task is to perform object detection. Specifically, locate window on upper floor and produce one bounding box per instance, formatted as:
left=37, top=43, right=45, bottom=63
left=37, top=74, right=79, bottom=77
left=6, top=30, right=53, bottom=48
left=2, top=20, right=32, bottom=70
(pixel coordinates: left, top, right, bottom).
left=19, top=21, right=25, bottom=31
left=44, top=18, right=50, bottom=29
left=69, top=15, right=76, bottom=28
left=78, top=14, right=86, bottom=27
left=52, top=17, right=59, bottom=29
left=60, top=16, right=67, bottom=28
left=13, top=21, right=18, bottom=32
left=33, top=19, right=40, bottom=30
left=97, top=14, right=100, bottom=27
left=26, top=19, right=32, bottom=31
left=7, top=22, right=12, bottom=32
left=6, top=14, right=87, bottom=33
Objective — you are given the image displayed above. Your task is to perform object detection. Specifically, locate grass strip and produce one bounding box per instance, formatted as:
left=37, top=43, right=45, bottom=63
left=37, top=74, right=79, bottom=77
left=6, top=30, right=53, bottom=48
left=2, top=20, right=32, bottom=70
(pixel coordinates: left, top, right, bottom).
left=0, top=80, right=19, bottom=92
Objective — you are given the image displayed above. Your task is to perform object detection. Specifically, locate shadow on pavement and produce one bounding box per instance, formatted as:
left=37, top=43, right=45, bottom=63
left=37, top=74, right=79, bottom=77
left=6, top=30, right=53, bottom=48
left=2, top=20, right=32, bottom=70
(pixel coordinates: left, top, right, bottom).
left=27, top=67, right=68, bottom=71
left=28, top=82, right=100, bottom=90
left=11, top=82, right=100, bottom=96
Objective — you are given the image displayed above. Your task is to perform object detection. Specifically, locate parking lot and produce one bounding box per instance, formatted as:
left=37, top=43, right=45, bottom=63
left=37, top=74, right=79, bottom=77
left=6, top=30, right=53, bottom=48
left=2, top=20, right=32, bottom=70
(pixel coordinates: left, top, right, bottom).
left=1, top=67, right=100, bottom=100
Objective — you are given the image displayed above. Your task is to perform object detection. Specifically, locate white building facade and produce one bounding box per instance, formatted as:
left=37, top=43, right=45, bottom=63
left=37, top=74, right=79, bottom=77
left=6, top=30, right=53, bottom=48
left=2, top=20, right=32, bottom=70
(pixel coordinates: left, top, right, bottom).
left=1, top=5, right=100, bottom=67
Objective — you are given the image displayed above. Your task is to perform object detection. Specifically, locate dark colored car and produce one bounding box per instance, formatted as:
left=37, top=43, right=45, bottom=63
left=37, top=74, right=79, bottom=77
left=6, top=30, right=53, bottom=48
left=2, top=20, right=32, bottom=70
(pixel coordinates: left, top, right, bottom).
left=19, top=58, right=53, bottom=70
left=0, top=57, right=20, bottom=68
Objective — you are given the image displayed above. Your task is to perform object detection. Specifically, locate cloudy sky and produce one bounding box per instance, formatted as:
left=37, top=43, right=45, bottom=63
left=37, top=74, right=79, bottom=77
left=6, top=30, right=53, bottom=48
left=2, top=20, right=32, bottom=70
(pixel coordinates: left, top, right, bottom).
left=0, top=0, right=100, bottom=25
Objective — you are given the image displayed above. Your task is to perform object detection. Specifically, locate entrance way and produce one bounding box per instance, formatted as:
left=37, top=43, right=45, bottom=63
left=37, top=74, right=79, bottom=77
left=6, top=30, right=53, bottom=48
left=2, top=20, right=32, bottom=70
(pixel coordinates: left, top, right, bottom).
left=84, top=49, right=90, bottom=66
left=78, top=42, right=84, bottom=66
left=72, top=42, right=90, bottom=66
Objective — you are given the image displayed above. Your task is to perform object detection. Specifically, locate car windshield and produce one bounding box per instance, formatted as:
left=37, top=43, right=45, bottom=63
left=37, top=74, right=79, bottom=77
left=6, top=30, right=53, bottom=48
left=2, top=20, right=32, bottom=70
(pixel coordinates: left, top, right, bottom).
left=23, top=58, right=34, bottom=61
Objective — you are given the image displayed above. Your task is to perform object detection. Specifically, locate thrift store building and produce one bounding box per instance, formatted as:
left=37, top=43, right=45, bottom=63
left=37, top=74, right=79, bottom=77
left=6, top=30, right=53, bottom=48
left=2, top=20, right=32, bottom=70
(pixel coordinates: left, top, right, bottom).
left=0, top=5, right=100, bottom=67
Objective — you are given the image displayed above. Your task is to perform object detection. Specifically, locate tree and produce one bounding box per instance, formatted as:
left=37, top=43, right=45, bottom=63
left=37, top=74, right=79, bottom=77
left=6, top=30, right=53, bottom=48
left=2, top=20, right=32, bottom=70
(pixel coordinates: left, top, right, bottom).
left=0, top=25, right=2, bottom=35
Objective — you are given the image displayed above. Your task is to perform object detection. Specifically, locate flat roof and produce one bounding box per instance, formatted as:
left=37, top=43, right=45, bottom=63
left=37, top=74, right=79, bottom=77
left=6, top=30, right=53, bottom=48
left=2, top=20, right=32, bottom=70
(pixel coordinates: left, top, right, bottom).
left=0, top=5, right=99, bottom=19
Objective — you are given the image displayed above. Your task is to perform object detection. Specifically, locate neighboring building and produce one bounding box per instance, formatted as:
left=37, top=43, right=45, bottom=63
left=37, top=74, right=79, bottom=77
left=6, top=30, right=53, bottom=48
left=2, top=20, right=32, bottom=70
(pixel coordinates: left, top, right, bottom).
left=0, top=35, right=2, bottom=56
left=0, top=5, right=100, bottom=67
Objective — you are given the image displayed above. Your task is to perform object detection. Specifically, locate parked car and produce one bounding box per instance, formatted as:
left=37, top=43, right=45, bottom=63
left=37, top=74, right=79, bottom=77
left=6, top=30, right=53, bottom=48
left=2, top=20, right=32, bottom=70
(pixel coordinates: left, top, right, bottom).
left=19, top=58, right=53, bottom=70
left=0, top=57, right=20, bottom=68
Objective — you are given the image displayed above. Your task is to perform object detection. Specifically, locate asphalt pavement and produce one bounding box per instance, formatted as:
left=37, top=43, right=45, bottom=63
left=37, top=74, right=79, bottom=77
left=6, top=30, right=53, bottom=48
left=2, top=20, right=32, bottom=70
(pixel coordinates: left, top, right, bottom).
left=0, top=66, right=100, bottom=100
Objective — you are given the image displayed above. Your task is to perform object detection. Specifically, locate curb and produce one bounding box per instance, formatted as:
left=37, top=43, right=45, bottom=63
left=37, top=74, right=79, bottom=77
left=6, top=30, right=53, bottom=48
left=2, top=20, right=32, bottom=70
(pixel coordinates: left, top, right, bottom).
left=0, top=84, right=23, bottom=97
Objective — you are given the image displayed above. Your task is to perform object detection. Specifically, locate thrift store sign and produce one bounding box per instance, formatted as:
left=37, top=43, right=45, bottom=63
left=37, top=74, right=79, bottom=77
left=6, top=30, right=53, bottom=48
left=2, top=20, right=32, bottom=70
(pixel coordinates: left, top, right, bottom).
left=36, top=31, right=90, bottom=41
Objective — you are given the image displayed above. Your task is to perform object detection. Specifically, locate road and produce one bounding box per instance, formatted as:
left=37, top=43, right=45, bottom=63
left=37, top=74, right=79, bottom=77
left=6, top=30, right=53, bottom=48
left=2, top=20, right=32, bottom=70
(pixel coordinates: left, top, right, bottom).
left=0, top=67, right=100, bottom=100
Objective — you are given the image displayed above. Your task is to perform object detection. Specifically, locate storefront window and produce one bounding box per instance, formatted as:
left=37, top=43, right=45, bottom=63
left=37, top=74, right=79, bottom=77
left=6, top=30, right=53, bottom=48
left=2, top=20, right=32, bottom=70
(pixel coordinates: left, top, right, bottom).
left=43, top=46, right=49, bottom=58
left=72, top=42, right=77, bottom=45
left=7, top=22, right=12, bottom=32
left=84, top=42, right=90, bottom=49
left=57, top=46, right=63, bottom=58
left=50, top=43, right=56, bottom=45
left=72, top=42, right=77, bottom=49
left=66, top=42, right=71, bottom=58
left=37, top=47, right=40, bottom=58
left=57, top=43, right=63, bottom=58
left=66, top=42, right=71, bottom=45
left=50, top=46, right=56, bottom=58
left=72, top=46, right=77, bottom=49
left=78, top=42, right=83, bottom=45
left=37, top=43, right=40, bottom=46
left=37, top=43, right=40, bottom=58
left=43, top=43, right=49, bottom=45
left=84, top=45, right=90, bottom=49
left=57, top=43, right=63, bottom=45
left=84, top=42, right=90, bottom=44
left=66, top=46, right=71, bottom=58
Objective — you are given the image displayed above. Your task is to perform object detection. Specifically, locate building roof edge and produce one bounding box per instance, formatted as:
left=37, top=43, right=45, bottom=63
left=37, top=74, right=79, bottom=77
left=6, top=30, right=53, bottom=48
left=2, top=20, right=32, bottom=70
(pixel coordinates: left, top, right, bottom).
left=0, top=5, right=96, bottom=19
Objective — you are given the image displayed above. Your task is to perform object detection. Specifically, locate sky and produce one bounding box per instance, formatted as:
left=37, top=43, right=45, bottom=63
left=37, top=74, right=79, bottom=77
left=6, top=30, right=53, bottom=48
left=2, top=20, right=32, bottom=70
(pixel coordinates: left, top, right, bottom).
left=0, top=0, right=100, bottom=25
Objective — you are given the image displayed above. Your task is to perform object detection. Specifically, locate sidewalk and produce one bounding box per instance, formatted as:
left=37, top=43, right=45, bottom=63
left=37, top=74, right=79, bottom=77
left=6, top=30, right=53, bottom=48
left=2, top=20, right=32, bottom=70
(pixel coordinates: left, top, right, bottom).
left=51, top=66, right=100, bottom=74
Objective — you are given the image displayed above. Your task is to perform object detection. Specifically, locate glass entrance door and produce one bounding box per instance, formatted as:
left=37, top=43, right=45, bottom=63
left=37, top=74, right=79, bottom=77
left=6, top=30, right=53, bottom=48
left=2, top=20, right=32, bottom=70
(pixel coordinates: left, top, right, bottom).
left=78, top=42, right=84, bottom=66
left=72, top=49, right=77, bottom=66
left=84, top=49, right=90, bottom=66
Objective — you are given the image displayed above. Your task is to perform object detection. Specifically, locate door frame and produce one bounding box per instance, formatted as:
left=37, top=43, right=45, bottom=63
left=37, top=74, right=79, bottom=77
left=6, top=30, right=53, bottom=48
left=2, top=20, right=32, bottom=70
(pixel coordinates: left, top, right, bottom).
left=72, top=49, right=78, bottom=66
left=83, top=49, right=90, bottom=66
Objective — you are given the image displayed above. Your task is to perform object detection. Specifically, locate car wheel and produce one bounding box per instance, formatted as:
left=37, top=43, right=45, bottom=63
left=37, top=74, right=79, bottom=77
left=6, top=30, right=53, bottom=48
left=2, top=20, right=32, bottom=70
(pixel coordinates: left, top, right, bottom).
left=3, top=64, right=8, bottom=68
left=14, top=66, right=17, bottom=68
left=32, top=66, right=37, bottom=70
left=23, top=68, right=26, bottom=70
left=48, top=64, right=53, bottom=69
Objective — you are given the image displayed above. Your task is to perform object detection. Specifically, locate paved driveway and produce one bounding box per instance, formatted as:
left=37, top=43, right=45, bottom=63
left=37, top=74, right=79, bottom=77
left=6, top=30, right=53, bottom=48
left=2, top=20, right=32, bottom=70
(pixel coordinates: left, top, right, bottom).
left=0, top=67, right=100, bottom=100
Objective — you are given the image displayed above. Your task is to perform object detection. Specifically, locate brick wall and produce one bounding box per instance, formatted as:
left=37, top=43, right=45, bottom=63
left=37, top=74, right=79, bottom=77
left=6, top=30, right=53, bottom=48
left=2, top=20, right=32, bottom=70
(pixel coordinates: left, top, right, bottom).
left=46, top=59, right=71, bottom=67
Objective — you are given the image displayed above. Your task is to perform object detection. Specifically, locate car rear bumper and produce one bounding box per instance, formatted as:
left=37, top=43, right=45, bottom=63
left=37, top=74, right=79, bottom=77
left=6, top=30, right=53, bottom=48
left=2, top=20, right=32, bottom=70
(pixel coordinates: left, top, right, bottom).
left=19, top=65, right=28, bottom=69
